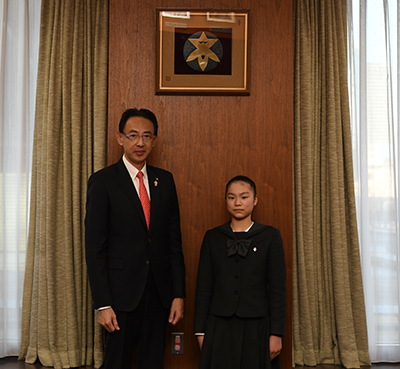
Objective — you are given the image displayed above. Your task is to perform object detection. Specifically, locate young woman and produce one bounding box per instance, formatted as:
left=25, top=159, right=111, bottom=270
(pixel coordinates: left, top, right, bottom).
left=194, top=175, right=286, bottom=369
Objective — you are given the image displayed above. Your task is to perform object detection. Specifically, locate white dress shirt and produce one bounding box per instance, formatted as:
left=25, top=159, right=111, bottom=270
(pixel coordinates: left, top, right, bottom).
left=122, top=154, right=151, bottom=199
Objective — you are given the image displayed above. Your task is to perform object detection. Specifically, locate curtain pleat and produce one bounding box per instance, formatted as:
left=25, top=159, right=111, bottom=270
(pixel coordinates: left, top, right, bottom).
left=18, top=1, right=108, bottom=368
left=293, top=1, right=370, bottom=367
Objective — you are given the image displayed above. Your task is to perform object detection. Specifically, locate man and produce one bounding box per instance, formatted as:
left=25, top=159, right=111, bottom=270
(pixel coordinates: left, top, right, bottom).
left=85, top=108, right=186, bottom=369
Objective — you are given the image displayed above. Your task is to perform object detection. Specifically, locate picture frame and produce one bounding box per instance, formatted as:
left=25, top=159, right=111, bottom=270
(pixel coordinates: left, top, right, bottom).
left=156, top=9, right=250, bottom=95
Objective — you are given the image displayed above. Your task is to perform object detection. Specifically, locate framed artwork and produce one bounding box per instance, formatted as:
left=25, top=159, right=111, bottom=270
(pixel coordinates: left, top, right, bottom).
left=156, top=9, right=250, bottom=95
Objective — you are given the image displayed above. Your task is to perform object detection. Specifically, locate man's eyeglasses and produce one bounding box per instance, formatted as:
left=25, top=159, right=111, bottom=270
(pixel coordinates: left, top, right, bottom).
left=121, top=132, right=154, bottom=143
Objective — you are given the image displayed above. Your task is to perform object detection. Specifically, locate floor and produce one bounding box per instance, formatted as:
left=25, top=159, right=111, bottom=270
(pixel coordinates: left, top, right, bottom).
left=0, top=357, right=94, bottom=368
left=0, top=356, right=399, bottom=369
left=295, top=366, right=400, bottom=369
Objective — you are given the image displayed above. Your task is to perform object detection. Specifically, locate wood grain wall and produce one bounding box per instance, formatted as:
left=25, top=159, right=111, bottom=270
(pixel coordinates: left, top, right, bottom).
left=108, top=1, right=293, bottom=368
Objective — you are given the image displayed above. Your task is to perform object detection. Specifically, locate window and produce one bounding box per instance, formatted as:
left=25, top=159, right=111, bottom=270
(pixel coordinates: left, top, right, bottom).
left=348, top=0, right=400, bottom=362
left=0, top=0, right=41, bottom=357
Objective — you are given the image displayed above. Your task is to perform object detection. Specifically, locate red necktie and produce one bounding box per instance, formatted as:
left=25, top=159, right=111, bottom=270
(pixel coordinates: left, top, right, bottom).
left=137, top=171, right=150, bottom=229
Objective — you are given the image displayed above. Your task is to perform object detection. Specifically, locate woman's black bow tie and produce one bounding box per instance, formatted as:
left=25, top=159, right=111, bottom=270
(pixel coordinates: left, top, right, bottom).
left=226, top=239, right=252, bottom=257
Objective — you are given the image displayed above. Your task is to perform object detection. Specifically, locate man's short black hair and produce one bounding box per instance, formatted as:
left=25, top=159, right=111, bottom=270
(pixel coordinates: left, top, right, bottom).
left=225, top=175, right=257, bottom=197
left=118, top=108, right=158, bottom=136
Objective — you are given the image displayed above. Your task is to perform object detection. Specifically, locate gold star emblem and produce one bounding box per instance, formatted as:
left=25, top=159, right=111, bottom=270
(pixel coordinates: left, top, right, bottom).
left=186, top=32, right=220, bottom=71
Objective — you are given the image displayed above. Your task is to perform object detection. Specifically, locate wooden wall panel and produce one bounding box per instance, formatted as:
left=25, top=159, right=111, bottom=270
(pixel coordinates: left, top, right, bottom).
left=109, top=1, right=293, bottom=368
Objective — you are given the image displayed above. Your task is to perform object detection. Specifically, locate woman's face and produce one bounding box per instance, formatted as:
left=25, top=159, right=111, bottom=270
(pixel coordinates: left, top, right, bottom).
left=226, top=181, right=258, bottom=221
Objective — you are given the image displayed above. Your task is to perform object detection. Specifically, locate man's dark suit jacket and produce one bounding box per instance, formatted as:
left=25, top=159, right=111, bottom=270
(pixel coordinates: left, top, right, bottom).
left=85, top=158, right=185, bottom=312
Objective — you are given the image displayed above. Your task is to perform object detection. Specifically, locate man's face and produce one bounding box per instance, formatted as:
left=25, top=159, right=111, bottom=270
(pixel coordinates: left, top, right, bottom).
left=116, top=116, right=157, bottom=170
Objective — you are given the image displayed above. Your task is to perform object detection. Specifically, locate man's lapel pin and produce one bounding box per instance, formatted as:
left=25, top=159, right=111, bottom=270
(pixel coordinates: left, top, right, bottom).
left=154, top=178, right=158, bottom=187
left=253, top=247, right=257, bottom=252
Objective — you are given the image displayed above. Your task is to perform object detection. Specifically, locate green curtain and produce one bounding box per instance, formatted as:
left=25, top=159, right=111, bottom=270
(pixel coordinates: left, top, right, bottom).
left=292, top=0, right=371, bottom=367
left=18, top=1, right=108, bottom=368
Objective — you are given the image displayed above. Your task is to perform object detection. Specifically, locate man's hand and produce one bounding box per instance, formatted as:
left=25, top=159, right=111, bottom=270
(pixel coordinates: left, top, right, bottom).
left=269, top=335, right=282, bottom=360
left=168, top=297, right=184, bottom=325
left=197, top=335, right=204, bottom=350
left=97, top=307, right=120, bottom=333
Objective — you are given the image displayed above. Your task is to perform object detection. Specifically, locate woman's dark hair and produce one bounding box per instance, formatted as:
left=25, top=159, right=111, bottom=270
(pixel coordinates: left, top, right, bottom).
left=225, top=175, right=257, bottom=197
left=118, top=108, right=158, bottom=136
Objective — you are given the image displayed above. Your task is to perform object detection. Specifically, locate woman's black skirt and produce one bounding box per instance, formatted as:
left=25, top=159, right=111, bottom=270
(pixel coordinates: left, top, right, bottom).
left=199, top=314, right=280, bottom=369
